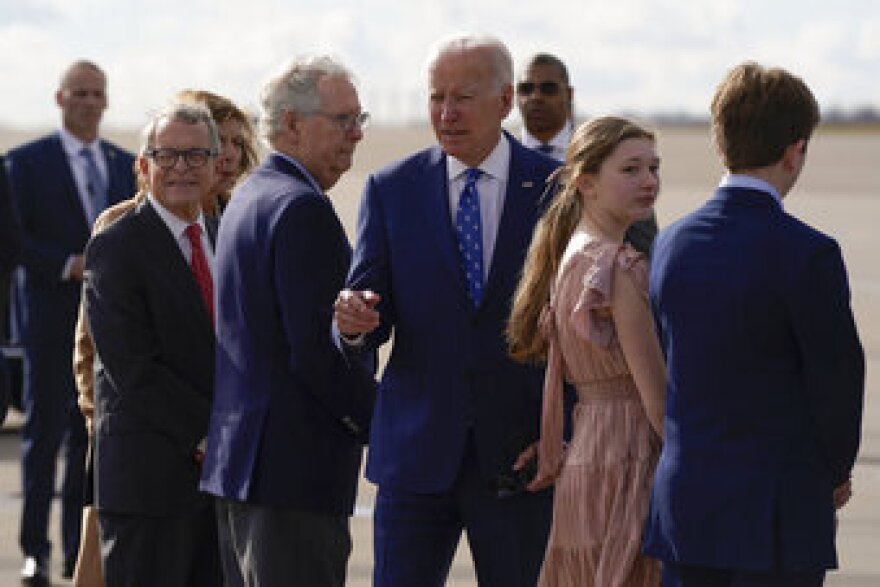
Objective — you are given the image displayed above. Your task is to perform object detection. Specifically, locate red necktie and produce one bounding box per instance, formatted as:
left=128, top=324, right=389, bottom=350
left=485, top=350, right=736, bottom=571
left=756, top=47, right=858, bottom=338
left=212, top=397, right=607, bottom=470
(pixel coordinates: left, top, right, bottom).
left=184, top=224, right=214, bottom=325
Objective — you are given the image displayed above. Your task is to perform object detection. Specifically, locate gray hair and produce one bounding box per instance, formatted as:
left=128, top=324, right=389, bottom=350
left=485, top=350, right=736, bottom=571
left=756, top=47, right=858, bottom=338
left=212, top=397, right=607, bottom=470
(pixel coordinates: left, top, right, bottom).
left=139, top=102, right=220, bottom=157
left=426, top=34, right=513, bottom=92
left=258, top=54, right=355, bottom=144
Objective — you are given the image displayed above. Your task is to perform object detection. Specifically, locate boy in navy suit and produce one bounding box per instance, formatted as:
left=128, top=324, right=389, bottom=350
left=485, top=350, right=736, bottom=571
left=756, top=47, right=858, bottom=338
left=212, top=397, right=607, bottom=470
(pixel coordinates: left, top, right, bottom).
left=644, top=62, right=864, bottom=586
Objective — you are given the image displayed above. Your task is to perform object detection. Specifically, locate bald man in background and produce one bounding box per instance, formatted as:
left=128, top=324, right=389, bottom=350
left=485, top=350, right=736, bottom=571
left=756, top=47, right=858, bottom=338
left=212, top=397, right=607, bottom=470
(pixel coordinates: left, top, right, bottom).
left=5, top=60, right=136, bottom=584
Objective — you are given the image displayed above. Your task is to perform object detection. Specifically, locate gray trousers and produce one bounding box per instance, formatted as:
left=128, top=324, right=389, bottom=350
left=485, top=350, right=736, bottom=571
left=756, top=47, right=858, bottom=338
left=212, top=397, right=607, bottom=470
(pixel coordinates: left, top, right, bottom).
left=216, top=498, right=351, bottom=587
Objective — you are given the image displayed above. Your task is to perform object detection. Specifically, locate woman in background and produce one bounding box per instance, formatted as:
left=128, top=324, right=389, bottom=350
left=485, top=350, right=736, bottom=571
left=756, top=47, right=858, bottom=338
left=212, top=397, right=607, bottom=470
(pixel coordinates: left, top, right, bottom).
left=508, top=116, right=665, bottom=586
left=176, top=89, right=258, bottom=217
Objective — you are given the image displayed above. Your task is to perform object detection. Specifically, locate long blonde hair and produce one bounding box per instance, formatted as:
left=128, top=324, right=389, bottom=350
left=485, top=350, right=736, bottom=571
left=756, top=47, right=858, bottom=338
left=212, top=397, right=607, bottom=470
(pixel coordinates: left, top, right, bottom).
left=507, top=116, right=655, bottom=363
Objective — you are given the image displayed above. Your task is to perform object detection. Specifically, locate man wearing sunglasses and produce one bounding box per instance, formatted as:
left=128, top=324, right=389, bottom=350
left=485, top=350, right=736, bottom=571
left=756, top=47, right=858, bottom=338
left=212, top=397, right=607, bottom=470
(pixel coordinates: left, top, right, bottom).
left=516, top=53, right=658, bottom=255
left=516, top=53, right=574, bottom=162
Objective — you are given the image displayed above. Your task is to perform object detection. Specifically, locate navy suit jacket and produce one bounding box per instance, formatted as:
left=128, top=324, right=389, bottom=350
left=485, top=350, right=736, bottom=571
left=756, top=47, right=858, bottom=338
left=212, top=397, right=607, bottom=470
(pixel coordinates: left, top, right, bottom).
left=346, top=133, right=559, bottom=493
left=643, top=187, right=864, bottom=572
left=84, top=200, right=216, bottom=516
left=6, top=133, right=135, bottom=345
left=199, top=154, right=376, bottom=516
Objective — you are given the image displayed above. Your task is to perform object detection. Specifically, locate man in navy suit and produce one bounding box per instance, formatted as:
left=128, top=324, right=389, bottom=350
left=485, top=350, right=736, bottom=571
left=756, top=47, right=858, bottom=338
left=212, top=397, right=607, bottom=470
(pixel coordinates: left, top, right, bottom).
left=644, top=62, right=865, bottom=586
left=199, top=55, right=375, bottom=586
left=85, top=102, right=221, bottom=585
left=5, top=59, right=136, bottom=584
left=335, top=35, right=557, bottom=586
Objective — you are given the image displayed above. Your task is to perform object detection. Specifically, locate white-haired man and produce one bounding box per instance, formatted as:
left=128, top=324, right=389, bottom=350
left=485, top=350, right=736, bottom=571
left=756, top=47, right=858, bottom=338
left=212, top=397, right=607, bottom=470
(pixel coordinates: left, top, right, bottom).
left=199, top=55, right=376, bottom=586
left=335, top=34, right=557, bottom=586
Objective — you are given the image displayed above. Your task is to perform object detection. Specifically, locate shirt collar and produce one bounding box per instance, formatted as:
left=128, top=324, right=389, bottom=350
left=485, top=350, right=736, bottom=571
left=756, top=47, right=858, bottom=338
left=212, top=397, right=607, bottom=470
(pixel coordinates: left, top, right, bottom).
left=719, top=173, right=782, bottom=205
left=58, top=128, right=101, bottom=159
left=272, top=150, right=324, bottom=195
left=146, top=192, right=207, bottom=241
left=520, top=121, right=573, bottom=151
left=446, top=133, right=511, bottom=183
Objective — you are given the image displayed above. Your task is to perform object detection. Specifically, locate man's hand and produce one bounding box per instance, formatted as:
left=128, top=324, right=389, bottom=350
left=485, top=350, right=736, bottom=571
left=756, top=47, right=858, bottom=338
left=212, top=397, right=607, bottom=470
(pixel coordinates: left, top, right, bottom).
left=833, top=478, right=852, bottom=510
left=68, top=254, right=86, bottom=281
left=334, top=289, right=381, bottom=337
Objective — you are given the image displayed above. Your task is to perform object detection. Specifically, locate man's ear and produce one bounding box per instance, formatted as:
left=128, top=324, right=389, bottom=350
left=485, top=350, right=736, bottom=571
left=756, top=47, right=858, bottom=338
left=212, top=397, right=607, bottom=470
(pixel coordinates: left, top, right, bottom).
left=782, top=139, right=807, bottom=172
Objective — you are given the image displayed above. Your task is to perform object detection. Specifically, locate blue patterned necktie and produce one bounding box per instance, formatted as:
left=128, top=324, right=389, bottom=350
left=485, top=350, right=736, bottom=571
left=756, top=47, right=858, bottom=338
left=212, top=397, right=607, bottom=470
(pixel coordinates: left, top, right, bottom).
left=80, top=147, right=107, bottom=224
left=455, top=168, right=484, bottom=308
left=537, top=143, right=555, bottom=154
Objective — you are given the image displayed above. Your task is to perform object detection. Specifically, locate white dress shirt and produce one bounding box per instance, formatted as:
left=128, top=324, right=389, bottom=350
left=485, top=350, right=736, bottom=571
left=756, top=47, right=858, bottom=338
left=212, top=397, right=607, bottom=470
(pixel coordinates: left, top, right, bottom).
left=58, top=128, right=108, bottom=224
left=446, top=134, right=511, bottom=280
left=147, top=192, right=215, bottom=278
left=520, top=121, right=573, bottom=162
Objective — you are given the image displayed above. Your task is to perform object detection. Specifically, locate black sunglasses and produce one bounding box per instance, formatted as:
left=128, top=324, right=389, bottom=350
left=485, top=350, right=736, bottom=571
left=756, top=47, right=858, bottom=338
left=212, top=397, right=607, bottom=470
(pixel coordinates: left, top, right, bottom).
left=516, top=81, right=563, bottom=96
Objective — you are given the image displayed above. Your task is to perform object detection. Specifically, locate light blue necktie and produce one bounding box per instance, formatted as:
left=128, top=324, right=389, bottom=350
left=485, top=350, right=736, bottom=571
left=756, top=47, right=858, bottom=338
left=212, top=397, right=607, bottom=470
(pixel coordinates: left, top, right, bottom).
left=455, top=168, right=484, bottom=308
left=80, top=147, right=107, bottom=224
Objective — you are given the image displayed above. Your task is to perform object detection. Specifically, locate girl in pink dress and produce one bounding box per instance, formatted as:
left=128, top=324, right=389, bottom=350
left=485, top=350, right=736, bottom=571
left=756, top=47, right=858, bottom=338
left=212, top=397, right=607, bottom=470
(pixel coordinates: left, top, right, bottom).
left=508, top=117, right=666, bottom=586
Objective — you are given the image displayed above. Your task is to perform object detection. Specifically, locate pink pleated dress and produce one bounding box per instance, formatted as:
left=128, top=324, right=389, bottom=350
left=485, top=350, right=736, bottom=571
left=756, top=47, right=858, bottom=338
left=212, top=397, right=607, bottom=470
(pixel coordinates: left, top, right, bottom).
left=536, top=241, right=661, bottom=587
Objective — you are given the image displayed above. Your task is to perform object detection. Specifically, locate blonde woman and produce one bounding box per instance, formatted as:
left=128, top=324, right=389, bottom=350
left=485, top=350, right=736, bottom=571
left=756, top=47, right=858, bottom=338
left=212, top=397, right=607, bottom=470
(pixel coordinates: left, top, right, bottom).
left=508, top=116, right=665, bottom=586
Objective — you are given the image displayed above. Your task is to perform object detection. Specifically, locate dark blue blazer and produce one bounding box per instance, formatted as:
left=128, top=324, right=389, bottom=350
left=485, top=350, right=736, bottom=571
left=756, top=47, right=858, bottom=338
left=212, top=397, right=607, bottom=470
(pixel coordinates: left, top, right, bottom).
left=346, top=133, right=558, bottom=492
left=199, top=154, right=376, bottom=516
left=643, top=187, right=864, bottom=572
left=5, top=133, right=135, bottom=344
left=84, top=200, right=216, bottom=515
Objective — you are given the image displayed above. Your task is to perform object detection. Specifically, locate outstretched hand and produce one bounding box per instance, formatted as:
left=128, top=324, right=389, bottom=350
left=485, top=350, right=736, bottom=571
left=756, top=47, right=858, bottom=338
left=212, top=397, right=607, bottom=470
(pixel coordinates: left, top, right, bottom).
left=335, top=289, right=381, bottom=337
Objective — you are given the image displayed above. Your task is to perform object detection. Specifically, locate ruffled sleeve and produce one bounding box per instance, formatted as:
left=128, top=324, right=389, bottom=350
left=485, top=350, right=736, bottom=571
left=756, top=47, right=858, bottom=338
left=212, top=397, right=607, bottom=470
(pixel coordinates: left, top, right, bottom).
left=536, top=298, right=566, bottom=481
left=569, top=243, right=647, bottom=348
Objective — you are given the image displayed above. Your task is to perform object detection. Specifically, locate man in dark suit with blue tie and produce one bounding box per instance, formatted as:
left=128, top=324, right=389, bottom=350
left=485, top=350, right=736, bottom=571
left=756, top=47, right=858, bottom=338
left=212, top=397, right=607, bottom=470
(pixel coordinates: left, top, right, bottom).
left=85, top=102, right=222, bottom=585
left=644, top=62, right=865, bottom=586
left=335, top=35, right=558, bottom=586
left=199, top=55, right=376, bottom=586
left=5, top=59, right=136, bottom=584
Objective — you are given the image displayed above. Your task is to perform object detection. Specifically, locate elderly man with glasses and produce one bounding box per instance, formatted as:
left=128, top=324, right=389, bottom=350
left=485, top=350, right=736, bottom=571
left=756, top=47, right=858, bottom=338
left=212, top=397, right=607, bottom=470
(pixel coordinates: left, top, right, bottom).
left=199, top=54, right=376, bottom=587
left=83, top=102, right=223, bottom=586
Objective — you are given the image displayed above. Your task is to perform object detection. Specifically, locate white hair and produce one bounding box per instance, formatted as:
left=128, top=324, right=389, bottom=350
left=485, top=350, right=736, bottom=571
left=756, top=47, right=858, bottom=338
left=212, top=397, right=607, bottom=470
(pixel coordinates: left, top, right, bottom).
left=258, top=54, right=355, bottom=145
left=425, top=34, right=513, bottom=92
left=139, top=102, right=220, bottom=156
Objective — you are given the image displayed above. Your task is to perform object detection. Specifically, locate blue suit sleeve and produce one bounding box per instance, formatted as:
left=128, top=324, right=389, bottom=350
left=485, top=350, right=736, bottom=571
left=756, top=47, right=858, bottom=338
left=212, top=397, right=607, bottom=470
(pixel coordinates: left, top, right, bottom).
left=273, top=197, right=376, bottom=442
left=789, top=240, right=864, bottom=487
left=345, top=174, right=395, bottom=350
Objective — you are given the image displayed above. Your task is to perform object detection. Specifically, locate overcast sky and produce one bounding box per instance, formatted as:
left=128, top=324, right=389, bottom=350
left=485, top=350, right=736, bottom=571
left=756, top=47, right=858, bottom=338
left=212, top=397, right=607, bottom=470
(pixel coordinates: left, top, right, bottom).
left=1, top=0, right=878, bottom=130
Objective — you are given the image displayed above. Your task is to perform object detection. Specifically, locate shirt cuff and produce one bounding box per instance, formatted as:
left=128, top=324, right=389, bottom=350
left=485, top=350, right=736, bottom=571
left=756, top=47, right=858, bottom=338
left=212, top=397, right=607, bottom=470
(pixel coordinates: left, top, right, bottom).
left=339, top=331, right=366, bottom=347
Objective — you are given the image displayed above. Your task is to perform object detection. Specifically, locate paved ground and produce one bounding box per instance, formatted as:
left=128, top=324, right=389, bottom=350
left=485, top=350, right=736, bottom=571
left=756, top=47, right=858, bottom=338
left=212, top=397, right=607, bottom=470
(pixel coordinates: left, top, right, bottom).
left=0, top=127, right=877, bottom=585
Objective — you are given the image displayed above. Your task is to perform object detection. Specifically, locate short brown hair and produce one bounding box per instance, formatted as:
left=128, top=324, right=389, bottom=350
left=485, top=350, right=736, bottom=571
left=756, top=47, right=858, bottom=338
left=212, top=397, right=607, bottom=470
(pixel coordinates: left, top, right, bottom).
left=711, top=62, right=819, bottom=171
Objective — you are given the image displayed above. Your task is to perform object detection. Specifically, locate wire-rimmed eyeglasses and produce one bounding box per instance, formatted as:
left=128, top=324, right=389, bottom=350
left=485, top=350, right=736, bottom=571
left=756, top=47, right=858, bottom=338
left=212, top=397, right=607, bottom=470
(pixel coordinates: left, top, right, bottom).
left=314, top=111, right=370, bottom=133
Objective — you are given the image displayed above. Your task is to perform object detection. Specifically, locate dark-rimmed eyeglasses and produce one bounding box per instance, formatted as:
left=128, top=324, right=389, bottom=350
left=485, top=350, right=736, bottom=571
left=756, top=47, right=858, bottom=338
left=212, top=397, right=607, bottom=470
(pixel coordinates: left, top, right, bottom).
left=145, top=148, right=216, bottom=169
left=314, top=111, right=370, bottom=132
left=516, top=81, right=564, bottom=97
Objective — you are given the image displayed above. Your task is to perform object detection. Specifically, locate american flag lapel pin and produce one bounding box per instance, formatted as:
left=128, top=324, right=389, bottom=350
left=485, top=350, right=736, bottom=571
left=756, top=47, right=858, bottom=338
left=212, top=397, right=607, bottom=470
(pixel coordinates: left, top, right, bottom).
left=522, top=181, right=534, bottom=188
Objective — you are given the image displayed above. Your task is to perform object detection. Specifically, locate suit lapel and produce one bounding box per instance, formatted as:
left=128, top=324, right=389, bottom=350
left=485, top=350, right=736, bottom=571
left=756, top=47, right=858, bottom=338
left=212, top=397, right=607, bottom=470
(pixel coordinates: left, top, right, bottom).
left=423, top=148, right=471, bottom=296
left=100, top=141, right=128, bottom=205
left=49, top=134, right=91, bottom=228
left=134, top=200, right=214, bottom=338
left=483, top=140, right=544, bottom=308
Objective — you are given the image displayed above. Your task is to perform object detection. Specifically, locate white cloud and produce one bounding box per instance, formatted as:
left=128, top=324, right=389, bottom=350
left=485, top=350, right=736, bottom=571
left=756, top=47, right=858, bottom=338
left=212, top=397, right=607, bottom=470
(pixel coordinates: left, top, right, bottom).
left=1, top=0, right=878, bottom=130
